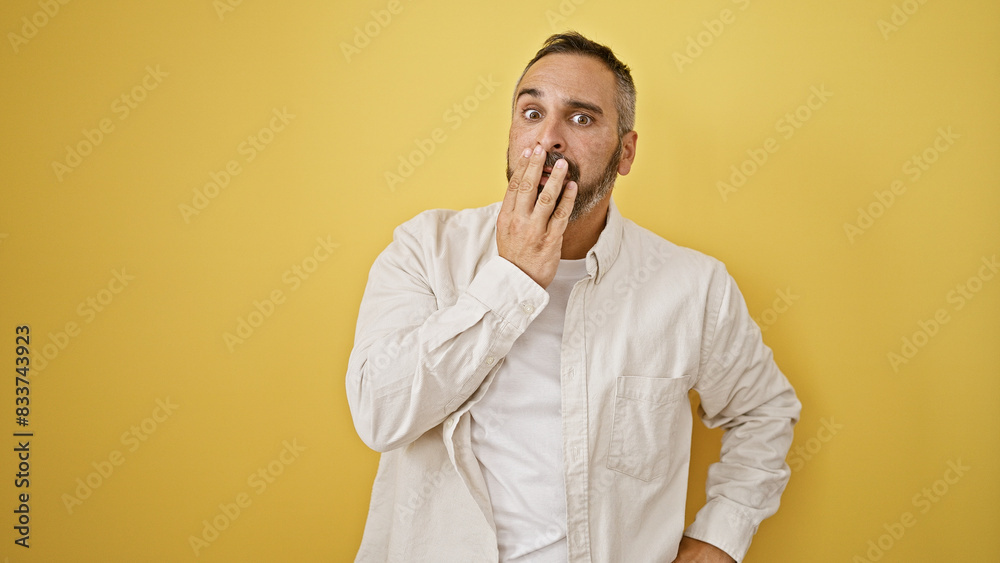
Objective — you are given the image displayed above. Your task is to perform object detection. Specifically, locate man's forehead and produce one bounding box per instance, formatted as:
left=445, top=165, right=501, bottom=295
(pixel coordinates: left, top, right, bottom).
left=515, top=53, right=616, bottom=108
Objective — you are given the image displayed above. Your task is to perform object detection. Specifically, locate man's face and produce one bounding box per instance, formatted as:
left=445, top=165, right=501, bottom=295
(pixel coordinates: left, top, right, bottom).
left=506, top=53, right=632, bottom=222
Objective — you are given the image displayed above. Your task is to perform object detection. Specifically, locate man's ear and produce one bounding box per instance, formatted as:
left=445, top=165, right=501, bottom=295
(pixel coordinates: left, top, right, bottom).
left=617, top=130, right=638, bottom=175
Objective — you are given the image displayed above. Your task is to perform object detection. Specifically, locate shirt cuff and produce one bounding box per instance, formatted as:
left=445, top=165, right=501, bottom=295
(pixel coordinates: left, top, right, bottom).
left=683, top=497, right=759, bottom=563
left=465, top=255, right=549, bottom=333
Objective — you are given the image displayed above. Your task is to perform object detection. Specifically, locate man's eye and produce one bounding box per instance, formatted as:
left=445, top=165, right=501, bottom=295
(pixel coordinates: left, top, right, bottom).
left=572, top=114, right=592, bottom=125
left=524, top=109, right=541, bottom=120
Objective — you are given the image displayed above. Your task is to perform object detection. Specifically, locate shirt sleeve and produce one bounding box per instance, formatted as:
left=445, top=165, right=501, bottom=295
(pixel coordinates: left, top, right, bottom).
left=345, top=219, right=549, bottom=453
left=684, top=265, right=802, bottom=562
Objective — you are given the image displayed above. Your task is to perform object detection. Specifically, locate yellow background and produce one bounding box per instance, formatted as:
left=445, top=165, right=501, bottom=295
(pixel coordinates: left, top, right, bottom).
left=1, top=0, right=997, bottom=561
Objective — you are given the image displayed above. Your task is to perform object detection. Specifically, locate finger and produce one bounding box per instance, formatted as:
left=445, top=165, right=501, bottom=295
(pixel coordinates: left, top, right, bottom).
left=531, top=157, right=568, bottom=220
left=514, top=144, right=546, bottom=216
left=547, top=180, right=577, bottom=233
left=501, top=146, right=532, bottom=216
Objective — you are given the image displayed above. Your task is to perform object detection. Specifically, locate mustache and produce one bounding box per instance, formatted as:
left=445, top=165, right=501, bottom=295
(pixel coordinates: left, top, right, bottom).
left=544, top=151, right=581, bottom=184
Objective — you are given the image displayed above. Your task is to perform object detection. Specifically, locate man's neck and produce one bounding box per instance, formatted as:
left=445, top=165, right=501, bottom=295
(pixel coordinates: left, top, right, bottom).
left=560, top=197, right=611, bottom=260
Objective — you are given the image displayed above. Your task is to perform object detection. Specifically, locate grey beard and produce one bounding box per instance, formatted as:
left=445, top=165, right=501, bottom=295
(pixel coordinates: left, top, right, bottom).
left=568, top=141, right=622, bottom=222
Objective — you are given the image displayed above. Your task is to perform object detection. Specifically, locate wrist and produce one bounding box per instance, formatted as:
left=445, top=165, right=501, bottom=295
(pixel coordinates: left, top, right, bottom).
left=674, top=536, right=737, bottom=563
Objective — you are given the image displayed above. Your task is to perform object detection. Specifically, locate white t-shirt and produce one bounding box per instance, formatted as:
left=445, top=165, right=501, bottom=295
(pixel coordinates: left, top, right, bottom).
left=469, top=258, right=589, bottom=562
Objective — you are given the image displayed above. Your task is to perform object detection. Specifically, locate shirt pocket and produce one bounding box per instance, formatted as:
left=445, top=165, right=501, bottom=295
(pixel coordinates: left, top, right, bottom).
left=606, top=375, right=691, bottom=481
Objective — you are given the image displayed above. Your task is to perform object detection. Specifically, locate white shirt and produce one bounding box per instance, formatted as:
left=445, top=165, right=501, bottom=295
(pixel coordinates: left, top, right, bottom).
left=346, top=199, right=801, bottom=563
left=469, top=258, right=588, bottom=562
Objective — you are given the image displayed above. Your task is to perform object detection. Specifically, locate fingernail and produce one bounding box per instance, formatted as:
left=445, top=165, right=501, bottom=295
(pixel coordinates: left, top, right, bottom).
left=522, top=148, right=531, bottom=158
left=533, top=145, right=543, bottom=155
left=555, top=159, right=566, bottom=169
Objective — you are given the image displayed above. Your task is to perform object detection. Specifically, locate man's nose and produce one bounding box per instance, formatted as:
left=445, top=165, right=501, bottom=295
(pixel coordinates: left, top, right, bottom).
left=537, top=118, right=566, bottom=153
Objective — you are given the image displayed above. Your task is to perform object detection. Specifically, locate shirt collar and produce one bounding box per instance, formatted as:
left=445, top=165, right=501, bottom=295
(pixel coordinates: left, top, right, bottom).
left=585, top=197, right=624, bottom=285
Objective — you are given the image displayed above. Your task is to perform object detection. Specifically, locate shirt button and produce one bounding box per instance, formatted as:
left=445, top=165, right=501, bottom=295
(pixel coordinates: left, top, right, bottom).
left=445, top=418, right=456, bottom=429
left=520, top=301, right=535, bottom=314
left=485, top=355, right=496, bottom=365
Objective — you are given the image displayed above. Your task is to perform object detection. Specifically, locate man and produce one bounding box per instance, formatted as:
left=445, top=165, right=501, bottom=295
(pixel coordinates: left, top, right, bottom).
left=346, top=32, right=800, bottom=562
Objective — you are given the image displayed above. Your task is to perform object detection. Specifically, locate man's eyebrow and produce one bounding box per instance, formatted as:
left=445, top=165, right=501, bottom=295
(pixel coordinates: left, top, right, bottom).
left=565, top=98, right=604, bottom=116
left=515, top=87, right=542, bottom=103
left=514, top=88, right=605, bottom=116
